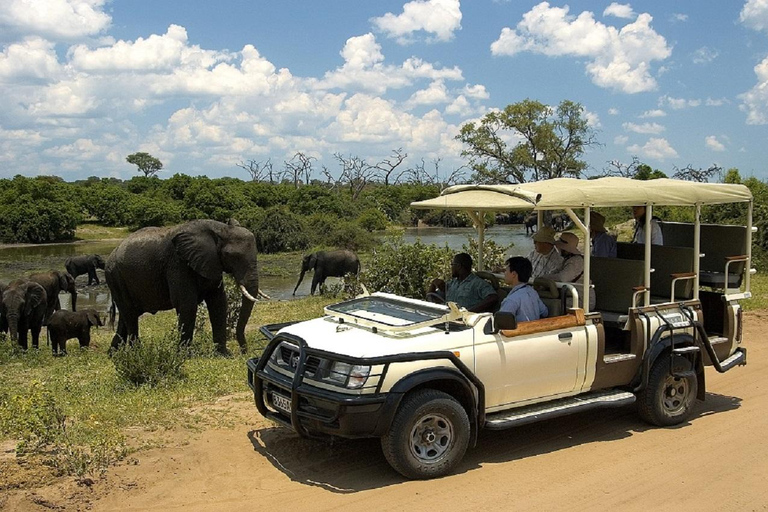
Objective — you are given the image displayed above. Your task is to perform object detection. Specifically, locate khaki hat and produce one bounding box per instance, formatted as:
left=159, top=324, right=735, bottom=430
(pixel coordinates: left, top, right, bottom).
left=555, top=232, right=582, bottom=255
left=590, top=212, right=607, bottom=233
left=532, top=226, right=557, bottom=244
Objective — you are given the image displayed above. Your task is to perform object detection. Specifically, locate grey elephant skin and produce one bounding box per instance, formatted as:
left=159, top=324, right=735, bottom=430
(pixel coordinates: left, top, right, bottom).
left=106, top=219, right=260, bottom=355
left=293, top=249, right=360, bottom=296
left=47, top=309, right=102, bottom=355
left=29, top=270, right=77, bottom=324
left=65, top=254, right=105, bottom=285
left=0, top=279, right=48, bottom=349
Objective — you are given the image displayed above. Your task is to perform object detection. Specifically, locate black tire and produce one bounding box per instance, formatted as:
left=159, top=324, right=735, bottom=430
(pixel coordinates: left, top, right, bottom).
left=638, top=354, right=698, bottom=426
left=381, top=389, right=470, bottom=480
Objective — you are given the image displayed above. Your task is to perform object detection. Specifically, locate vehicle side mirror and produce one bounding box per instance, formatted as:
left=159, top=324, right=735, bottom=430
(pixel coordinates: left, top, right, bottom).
left=484, top=311, right=517, bottom=334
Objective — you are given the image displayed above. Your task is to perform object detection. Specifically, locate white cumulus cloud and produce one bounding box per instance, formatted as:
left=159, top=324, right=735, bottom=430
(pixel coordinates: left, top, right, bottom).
left=658, top=95, right=701, bottom=109
left=0, top=0, right=111, bottom=41
left=740, top=0, right=768, bottom=32
left=627, top=137, right=678, bottom=160
left=639, top=109, right=666, bottom=118
left=0, top=37, right=62, bottom=82
left=623, top=121, right=665, bottom=134
left=614, top=134, right=629, bottom=145
left=371, top=0, right=462, bottom=44
left=705, top=135, right=726, bottom=152
left=603, top=3, right=635, bottom=19
left=490, top=2, right=671, bottom=94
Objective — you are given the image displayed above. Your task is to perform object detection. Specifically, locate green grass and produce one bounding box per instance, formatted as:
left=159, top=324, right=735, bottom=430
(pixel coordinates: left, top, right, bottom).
left=74, top=223, right=131, bottom=241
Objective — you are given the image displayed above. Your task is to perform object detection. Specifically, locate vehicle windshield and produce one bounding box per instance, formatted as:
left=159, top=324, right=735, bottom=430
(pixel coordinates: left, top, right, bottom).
left=327, top=296, right=448, bottom=327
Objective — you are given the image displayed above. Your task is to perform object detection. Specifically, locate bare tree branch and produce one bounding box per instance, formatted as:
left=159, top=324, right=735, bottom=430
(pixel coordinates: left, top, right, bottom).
left=371, top=148, right=407, bottom=186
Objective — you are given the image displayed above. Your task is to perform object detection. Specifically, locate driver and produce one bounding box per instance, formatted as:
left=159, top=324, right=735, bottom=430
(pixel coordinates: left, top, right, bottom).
left=427, top=253, right=499, bottom=313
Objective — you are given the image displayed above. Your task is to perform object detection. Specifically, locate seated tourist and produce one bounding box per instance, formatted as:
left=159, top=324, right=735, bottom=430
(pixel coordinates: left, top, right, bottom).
left=632, top=205, right=664, bottom=245
left=526, top=226, right=563, bottom=278
left=590, top=211, right=617, bottom=258
left=427, top=253, right=499, bottom=313
left=541, top=232, right=596, bottom=310
left=499, top=256, right=548, bottom=321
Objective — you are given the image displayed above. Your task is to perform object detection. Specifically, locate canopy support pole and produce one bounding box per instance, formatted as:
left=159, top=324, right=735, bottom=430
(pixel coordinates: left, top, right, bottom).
left=644, top=205, right=652, bottom=306
left=746, top=200, right=753, bottom=294
left=565, top=208, right=590, bottom=314
left=694, top=204, right=701, bottom=300
left=467, top=210, right=486, bottom=271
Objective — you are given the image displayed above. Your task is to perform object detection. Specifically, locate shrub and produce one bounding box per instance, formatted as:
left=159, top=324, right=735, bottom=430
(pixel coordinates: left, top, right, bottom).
left=462, top=236, right=513, bottom=273
left=324, top=220, right=375, bottom=251
left=85, top=184, right=133, bottom=226
left=0, top=197, right=81, bottom=243
left=361, top=234, right=453, bottom=298
left=253, top=206, right=310, bottom=253
left=358, top=208, right=389, bottom=231
left=111, top=329, right=187, bottom=387
left=128, top=194, right=183, bottom=228
left=0, top=381, right=66, bottom=453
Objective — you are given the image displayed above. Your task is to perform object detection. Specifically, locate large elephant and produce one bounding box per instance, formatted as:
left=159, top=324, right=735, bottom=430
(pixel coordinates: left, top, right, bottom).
left=65, top=254, right=105, bottom=285
left=0, top=279, right=48, bottom=349
left=293, top=249, right=360, bottom=296
left=28, top=270, right=77, bottom=324
left=106, top=219, right=261, bottom=355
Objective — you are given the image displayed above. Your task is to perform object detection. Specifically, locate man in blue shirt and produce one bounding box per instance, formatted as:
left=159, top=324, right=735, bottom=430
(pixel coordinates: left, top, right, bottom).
left=499, top=256, right=548, bottom=322
left=427, top=253, right=499, bottom=312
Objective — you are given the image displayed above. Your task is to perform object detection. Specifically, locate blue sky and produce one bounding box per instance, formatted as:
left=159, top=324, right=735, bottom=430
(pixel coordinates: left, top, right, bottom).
left=1, top=0, right=768, bottom=182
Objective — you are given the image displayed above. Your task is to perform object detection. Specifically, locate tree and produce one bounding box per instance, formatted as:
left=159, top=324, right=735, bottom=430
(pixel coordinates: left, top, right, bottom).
left=601, top=157, right=666, bottom=180
left=456, top=99, right=598, bottom=184
left=126, top=152, right=163, bottom=178
left=372, top=148, right=407, bottom=186
left=672, top=164, right=723, bottom=183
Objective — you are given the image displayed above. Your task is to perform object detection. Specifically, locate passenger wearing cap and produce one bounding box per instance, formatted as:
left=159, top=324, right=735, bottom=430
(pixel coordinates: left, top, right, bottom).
left=590, top=211, right=617, bottom=258
left=541, top=232, right=596, bottom=310
left=526, top=226, right=563, bottom=278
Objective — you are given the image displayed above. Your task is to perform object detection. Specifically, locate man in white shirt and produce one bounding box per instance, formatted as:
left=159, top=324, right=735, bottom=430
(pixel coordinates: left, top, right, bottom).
left=632, top=206, right=663, bottom=245
left=526, top=226, right=563, bottom=278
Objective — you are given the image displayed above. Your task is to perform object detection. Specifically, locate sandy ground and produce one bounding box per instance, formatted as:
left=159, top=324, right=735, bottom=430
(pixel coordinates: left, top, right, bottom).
left=4, top=312, right=768, bottom=511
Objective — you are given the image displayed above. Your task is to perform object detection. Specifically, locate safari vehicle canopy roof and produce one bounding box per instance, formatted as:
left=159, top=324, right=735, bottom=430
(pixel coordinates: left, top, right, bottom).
left=410, top=177, right=752, bottom=212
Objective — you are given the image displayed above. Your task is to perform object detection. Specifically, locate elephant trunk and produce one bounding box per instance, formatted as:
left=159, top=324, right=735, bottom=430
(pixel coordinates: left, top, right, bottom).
left=70, top=289, right=77, bottom=312
left=7, top=314, right=19, bottom=343
left=293, top=270, right=307, bottom=295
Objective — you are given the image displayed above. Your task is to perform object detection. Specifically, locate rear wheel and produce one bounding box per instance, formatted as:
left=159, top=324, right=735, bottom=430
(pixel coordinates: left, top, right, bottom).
left=381, top=389, right=470, bottom=479
left=638, top=354, right=698, bottom=426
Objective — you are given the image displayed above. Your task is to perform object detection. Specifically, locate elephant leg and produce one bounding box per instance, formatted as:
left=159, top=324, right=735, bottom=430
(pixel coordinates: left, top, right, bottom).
left=176, top=301, right=198, bottom=349
left=235, top=295, right=255, bottom=355
left=110, top=315, right=134, bottom=351
left=31, top=324, right=41, bottom=349
left=205, top=287, right=229, bottom=354
left=311, top=273, right=322, bottom=295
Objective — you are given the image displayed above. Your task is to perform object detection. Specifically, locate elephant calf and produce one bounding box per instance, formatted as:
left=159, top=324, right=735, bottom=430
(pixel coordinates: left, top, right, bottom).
left=65, top=254, right=106, bottom=286
left=47, top=309, right=103, bottom=355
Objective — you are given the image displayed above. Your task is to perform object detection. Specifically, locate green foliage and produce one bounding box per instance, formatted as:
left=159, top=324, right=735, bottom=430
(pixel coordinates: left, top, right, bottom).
left=324, top=220, right=375, bottom=251
left=128, top=194, right=183, bottom=228
left=360, top=235, right=453, bottom=298
left=111, top=329, right=188, bottom=387
left=181, top=177, right=247, bottom=222
left=253, top=206, right=310, bottom=253
left=421, top=209, right=471, bottom=227
left=457, top=99, right=597, bottom=184
left=462, top=236, right=512, bottom=273
left=85, top=183, right=133, bottom=226
left=0, top=176, right=82, bottom=242
left=635, top=164, right=668, bottom=180
left=126, top=152, right=163, bottom=178
left=0, top=381, right=66, bottom=453
left=357, top=208, right=389, bottom=231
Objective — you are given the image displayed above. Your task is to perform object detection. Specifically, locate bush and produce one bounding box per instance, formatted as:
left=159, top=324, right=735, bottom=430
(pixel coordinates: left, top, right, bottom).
left=85, top=183, right=133, bottom=226
left=361, top=235, right=453, bottom=298
left=128, top=194, right=183, bottom=228
left=324, top=220, right=375, bottom=251
left=358, top=208, right=389, bottom=231
left=462, top=236, right=512, bottom=273
left=0, top=196, right=81, bottom=243
left=0, top=381, right=66, bottom=453
left=111, top=329, right=187, bottom=387
left=253, top=206, right=310, bottom=253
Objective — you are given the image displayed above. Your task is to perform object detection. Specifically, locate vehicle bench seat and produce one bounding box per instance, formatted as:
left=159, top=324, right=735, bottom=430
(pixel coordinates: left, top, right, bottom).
left=615, top=243, right=695, bottom=300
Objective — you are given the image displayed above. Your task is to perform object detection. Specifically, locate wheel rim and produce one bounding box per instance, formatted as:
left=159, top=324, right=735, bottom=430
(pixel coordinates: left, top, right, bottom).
left=662, top=373, right=691, bottom=415
left=409, top=413, right=454, bottom=464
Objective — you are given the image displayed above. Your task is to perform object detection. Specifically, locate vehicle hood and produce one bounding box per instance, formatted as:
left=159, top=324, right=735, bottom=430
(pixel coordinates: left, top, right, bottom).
left=275, top=315, right=475, bottom=359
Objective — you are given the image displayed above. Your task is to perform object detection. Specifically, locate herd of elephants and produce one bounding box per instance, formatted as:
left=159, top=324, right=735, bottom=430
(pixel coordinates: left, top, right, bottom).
left=0, top=219, right=361, bottom=356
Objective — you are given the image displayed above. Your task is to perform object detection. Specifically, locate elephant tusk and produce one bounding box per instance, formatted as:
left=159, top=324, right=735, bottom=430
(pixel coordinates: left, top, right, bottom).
left=240, top=285, right=259, bottom=302
left=257, top=288, right=272, bottom=300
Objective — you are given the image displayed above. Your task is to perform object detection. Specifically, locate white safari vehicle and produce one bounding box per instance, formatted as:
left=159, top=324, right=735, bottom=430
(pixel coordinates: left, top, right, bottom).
left=247, top=177, right=752, bottom=479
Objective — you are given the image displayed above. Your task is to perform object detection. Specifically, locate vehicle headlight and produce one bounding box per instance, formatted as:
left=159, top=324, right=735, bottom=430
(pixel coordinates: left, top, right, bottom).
left=325, top=361, right=371, bottom=389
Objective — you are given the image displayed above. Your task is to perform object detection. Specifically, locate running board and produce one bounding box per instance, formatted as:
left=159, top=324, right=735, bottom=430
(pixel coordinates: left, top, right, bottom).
left=485, top=389, right=636, bottom=430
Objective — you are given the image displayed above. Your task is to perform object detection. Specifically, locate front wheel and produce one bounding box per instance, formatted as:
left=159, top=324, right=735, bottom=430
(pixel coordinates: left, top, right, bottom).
left=638, top=354, right=698, bottom=426
left=381, top=389, right=470, bottom=479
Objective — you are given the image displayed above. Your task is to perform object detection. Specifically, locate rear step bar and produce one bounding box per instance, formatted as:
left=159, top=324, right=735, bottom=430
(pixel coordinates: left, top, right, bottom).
left=485, top=389, right=635, bottom=430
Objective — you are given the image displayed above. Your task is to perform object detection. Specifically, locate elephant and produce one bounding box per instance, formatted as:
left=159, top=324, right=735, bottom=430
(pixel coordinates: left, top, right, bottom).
left=28, top=270, right=77, bottom=325
left=65, top=254, right=106, bottom=285
left=0, top=279, right=48, bottom=350
left=47, top=309, right=102, bottom=356
left=524, top=214, right=538, bottom=236
left=106, top=219, right=261, bottom=355
left=293, top=249, right=360, bottom=296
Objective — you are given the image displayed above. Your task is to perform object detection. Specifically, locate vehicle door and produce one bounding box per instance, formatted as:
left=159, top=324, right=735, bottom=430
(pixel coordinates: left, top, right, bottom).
left=474, top=321, right=588, bottom=410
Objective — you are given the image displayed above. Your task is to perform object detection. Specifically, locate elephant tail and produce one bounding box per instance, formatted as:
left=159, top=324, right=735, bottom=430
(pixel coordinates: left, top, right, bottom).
left=108, top=301, right=117, bottom=330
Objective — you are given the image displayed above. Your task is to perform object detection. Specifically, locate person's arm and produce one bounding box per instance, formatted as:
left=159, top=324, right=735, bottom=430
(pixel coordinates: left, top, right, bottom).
left=469, top=292, right=499, bottom=313
left=538, top=296, right=549, bottom=318
left=651, top=220, right=664, bottom=245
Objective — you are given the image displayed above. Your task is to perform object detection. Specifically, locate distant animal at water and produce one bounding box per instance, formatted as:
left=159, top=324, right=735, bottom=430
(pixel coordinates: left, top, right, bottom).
left=65, top=254, right=106, bottom=285
left=552, top=213, right=569, bottom=232
left=524, top=214, right=538, bottom=236
left=293, top=250, right=360, bottom=296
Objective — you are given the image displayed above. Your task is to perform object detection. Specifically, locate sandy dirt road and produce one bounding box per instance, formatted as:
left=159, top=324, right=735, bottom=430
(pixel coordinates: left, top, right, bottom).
left=6, top=312, right=768, bottom=511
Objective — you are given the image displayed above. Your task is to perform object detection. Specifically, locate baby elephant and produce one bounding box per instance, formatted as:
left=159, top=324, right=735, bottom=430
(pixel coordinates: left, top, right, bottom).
left=47, top=309, right=103, bottom=355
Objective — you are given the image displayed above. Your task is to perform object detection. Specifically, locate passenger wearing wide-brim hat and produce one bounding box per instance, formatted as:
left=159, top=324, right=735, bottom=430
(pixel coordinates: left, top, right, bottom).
left=525, top=226, right=563, bottom=278
left=590, top=212, right=617, bottom=258
left=541, top=232, right=596, bottom=310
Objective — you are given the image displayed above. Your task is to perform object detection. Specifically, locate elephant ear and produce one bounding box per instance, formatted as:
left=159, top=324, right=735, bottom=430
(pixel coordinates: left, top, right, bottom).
left=87, top=310, right=102, bottom=327
left=56, top=271, right=69, bottom=291
left=309, top=253, right=318, bottom=269
left=172, top=230, right=223, bottom=282
left=228, top=218, right=241, bottom=227
left=24, top=283, right=46, bottom=316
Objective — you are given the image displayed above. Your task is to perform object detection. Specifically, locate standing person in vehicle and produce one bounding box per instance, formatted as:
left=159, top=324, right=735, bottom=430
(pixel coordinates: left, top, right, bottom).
left=526, top=226, right=563, bottom=278
left=499, top=256, right=548, bottom=321
left=590, top=211, right=617, bottom=258
left=541, top=232, right=596, bottom=310
left=427, top=253, right=499, bottom=313
left=632, top=205, right=663, bottom=245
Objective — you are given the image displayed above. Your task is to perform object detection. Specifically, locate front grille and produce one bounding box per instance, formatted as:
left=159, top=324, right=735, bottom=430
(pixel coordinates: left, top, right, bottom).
left=277, top=345, right=320, bottom=377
